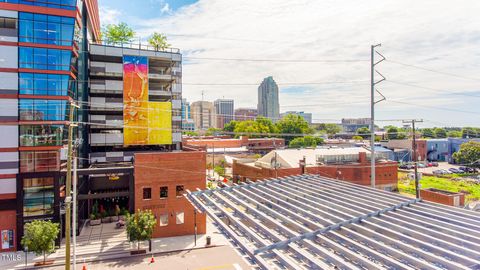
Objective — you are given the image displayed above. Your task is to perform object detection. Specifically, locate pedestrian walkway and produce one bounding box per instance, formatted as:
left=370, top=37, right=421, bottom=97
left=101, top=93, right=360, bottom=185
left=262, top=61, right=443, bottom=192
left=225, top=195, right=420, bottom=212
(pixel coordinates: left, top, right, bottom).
left=5, top=218, right=230, bottom=269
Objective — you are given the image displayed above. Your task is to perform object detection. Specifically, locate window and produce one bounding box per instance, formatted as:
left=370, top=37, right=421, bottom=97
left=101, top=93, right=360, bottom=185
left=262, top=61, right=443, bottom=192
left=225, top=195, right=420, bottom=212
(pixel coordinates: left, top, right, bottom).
left=23, top=177, right=54, bottom=217
left=159, top=214, right=168, bottom=227
left=19, top=73, right=73, bottom=96
left=20, top=151, right=60, bottom=173
left=0, top=17, right=17, bottom=29
left=19, top=12, right=75, bottom=45
left=160, top=186, right=168, bottom=198
left=143, top=188, right=152, bottom=200
left=19, top=47, right=72, bottom=71
left=19, top=99, right=68, bottom=121
left=0, top=0, right=77, bottom=11
left=176, top=212, right=184, bottom=225
left=20, top=125, right=65, bottom=147
left=176, top=185, right=184, bottom=197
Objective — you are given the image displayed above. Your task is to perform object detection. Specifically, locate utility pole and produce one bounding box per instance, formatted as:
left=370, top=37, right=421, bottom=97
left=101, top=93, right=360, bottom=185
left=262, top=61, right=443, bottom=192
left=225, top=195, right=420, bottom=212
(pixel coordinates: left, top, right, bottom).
left=403, top=119, right=423, bottom=199
left=65, top=102, right=79, bottom=270
left=370, top=44, right=386, bottom=188
left=72, top=153, right=77, bottom=270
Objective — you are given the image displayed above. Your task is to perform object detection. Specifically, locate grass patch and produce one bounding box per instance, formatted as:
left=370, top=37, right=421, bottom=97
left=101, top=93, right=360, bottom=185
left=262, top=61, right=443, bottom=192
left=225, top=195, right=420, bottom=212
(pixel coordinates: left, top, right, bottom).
left=398, top=172, right=480, bottom=202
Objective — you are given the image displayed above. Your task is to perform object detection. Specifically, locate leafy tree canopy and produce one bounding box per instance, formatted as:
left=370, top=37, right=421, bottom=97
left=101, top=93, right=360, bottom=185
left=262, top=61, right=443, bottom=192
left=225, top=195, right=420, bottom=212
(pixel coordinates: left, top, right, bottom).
left=315, top=123, right=341, bottom=137
left=126, top=210, right=157, bottom=250
left=223, top=121, right=237, bottom=133
left=233, top=117, right=278, bottom=138
left=21, top=220, right=59, bottom=264
left=453, top=141, right=480, bottom=168
left=434, top=127, right=447, bottom=138
left=422, top=128, right=435, bottom=138
left=148, top=32, right=170, bottom=51
left=205, top=127, right=222, bottom=136
left=356, top=127, right=371, bottom=139
left=462, top=127, right=480, bottom=138
left=447, top=130, right=462, bottom=138
left=102, top=22, right=135, bottom=44
left=386, top=126, right=399, bottom=140
left=352, top=135, right=364, bottom=141
left=289, top=136, right=324, bottom=148
left=276, top=114, right=313, bottom=143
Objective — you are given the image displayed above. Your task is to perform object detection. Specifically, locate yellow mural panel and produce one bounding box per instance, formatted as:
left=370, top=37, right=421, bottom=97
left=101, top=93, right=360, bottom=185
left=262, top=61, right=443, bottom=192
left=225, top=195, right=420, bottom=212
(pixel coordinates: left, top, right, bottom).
left=148, top=102, right=172, bottom=145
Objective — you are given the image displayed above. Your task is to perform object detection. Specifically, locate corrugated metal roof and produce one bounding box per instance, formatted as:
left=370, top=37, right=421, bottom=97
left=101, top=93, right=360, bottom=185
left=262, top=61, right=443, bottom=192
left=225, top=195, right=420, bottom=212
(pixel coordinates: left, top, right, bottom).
left=187, top=175, right=480, bottom=270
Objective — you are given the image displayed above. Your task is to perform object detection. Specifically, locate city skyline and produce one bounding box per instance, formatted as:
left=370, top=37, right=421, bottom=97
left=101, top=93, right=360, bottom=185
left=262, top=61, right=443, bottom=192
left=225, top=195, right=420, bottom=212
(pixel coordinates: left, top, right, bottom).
left=99, top=0, right=480, bottom=127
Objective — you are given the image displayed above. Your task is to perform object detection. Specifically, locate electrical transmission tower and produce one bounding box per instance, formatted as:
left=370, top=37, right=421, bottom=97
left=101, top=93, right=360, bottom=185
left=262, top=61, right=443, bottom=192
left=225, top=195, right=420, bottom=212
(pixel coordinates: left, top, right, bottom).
left=370, top=44, right=386, bottom=188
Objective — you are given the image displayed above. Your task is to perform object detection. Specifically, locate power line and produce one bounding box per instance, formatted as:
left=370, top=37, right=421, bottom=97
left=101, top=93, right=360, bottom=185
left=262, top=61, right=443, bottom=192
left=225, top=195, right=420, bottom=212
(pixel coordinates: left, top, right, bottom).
left=184, top=56, right=369, bottom=63
left=386, top=80, right=480, bottom=98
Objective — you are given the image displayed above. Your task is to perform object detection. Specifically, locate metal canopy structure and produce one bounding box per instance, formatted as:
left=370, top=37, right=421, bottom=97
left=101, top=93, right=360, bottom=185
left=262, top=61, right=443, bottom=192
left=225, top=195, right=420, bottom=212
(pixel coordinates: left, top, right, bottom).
left=186, top=174, right=480, bottom=270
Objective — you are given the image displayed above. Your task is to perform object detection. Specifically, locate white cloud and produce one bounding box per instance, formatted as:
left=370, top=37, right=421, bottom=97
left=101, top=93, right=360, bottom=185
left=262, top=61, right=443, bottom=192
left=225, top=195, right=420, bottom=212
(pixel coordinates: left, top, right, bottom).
left=160, top=3, right=171, bottom=14
left=133, top=0, right=480, bottom=127
left=99, top=6, right=122, bottom=25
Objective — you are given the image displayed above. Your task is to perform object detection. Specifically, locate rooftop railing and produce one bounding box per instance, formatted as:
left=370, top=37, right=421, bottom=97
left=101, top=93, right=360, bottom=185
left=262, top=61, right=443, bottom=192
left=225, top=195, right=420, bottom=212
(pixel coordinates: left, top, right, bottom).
left=92, top=40, right=180, bottom=54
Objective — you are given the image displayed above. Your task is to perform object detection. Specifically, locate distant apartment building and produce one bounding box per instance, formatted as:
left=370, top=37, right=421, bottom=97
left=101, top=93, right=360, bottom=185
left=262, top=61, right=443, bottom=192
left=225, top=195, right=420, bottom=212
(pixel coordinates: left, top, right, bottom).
left=235, top=108, right=257, bottom=121
left=214, top=99, right=234, bottom=129
left=181, top=98, right=195, bottom=131
left=191, top=101, right=215, bottom=130
left=281, top=111, right=313, bottom=124
left=341, top=118, right=371, bottom=133
left=257, top=76, right=280, bottom=121
left=0, top=0, right=100, bottom=251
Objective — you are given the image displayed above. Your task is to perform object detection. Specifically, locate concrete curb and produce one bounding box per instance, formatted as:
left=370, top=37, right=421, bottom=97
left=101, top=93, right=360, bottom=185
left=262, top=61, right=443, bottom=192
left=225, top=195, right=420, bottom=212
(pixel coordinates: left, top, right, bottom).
left=19, top=244, right=225, bottom=269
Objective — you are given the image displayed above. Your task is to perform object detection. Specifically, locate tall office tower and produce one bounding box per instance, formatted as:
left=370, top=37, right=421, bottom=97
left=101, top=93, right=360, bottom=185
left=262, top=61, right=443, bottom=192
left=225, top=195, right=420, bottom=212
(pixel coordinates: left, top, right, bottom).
left=191, top=101, right=215, bottom=130
left=0, top=0, right=100, bottom=251
left=214, top=99, right=234, bottom=129
left=257, top=76, right=280, bottom=121
left=181, top=98, right=195, bottom=131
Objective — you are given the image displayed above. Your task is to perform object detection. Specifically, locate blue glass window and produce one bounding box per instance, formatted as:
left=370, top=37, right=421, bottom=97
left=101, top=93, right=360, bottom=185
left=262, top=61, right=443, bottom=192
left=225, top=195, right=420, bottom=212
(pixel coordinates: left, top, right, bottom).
left=20, top=125, right=65, bottom=147
left=19, top=12, right=75, bottom=46
left=19, top=73, right=73, bottom=96
left=19, top=99, right=68, bottom=121
left=19, top=47, right=72, bottom=71
left=0, top=0, right=77, bottom=11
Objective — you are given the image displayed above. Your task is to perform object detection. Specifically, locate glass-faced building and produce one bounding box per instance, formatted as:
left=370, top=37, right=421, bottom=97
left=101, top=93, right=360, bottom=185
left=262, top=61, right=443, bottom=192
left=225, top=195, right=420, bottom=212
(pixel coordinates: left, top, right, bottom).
left=0, top=0, right=100, bottom=251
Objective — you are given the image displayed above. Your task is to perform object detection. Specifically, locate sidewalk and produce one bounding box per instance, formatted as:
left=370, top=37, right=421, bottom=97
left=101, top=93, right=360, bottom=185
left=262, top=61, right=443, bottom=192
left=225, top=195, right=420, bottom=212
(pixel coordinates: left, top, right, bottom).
left=4, top=219, right=229, bottom=269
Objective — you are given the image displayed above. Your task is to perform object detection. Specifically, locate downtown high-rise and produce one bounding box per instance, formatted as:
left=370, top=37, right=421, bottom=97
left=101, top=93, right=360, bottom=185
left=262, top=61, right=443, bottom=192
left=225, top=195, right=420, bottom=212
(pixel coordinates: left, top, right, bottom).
left=257, top=76, right=279, bottom=121
left=214, top=98, right=234, bottom=129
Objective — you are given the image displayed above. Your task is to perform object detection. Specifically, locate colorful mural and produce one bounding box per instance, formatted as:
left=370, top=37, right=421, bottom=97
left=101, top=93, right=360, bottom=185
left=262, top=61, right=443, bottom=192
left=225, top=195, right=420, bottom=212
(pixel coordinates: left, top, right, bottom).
left=123, top=55, right=149, bottom=145
left=123, top=55, right=172, bottom=145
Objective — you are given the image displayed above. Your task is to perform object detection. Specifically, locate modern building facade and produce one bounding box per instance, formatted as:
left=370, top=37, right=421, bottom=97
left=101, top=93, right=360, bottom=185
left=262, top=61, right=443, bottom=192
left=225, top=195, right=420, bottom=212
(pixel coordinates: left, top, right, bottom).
left=280, top=111, right=312, bottom=124
left=191, top=100, right=215, bottom=130
left=0, top=0, right=100, bottom=251
left=234, top=108, right=257, bottom=121
left=214, top=98, right=234, bottom=129
left=181, top=98, right=194, bottom=131
left=341, top=118, right=371, bottom=133
left=257, top=76, right=279, bottom=121
left=426, top=139, right=449, bottom=161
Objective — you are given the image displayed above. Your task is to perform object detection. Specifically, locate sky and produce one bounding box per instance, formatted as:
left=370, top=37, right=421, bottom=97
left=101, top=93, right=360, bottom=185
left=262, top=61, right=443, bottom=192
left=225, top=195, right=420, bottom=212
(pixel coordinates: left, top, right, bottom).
left=98, top=0, right=480, bottom=127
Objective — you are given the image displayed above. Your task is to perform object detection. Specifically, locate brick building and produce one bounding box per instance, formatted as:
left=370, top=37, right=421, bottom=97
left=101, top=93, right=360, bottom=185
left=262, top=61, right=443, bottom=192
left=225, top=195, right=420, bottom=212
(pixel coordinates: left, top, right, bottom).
left=233, top=148, right=398, bottom=190
left=134, top=151, right=206, bottom=238
left=420, top=188, right=465, bottom=207
left=183, top=136, right=285, bottom=154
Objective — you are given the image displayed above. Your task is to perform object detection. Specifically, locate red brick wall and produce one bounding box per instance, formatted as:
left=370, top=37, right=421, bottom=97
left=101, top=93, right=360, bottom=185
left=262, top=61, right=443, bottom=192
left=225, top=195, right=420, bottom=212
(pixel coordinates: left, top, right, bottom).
left=233, top=161, right=398, bottom=189
left=134, top=151, right=207, bottom=238
left=0, top=210, right=16, bottom=252
left=420, top=189, right=465, bottom=207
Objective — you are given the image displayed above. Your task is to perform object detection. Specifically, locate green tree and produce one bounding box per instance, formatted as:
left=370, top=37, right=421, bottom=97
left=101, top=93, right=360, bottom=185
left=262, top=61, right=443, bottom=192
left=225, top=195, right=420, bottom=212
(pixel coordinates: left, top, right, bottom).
left=276, top=114, right=313, bottom=144
left=422, top=128, right=435, bottom=138
left=453, top=141, right=480, bottom=168
left=447, top=130, right=462, bottom=138
left=386, top=126, right=399, bottom=140
left=223, top=121, right=237, bottom=133
left=434, top=127, right=447, bottom=138
left=21, top=220, right=59, bottom=264
left=352, top=135, right=363, bottom=141
left=214, top=165, right=225, bottom=176
left=183, top=131, right=198, bottom=136
left=315, top=123, right=341, bottom=138
left=289, top=136, right=324, bottom=148
left=102, top=22, right=135, bottom=44
left=126, top=210, right=157, bottom=251
left=356, top=127, right=371, bottom=139
left=462, top=127, right=479, bottom=138
left=205, top=127, right=221, bottom=136
left=233, top=117, right=277, bottom=138
left=148, top=32, right=170, bottom=51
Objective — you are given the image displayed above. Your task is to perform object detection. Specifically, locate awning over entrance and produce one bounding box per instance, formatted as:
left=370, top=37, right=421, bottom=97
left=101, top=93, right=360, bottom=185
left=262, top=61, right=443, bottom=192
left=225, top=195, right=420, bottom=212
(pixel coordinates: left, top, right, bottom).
left=187, top=174, right=480, bottom=270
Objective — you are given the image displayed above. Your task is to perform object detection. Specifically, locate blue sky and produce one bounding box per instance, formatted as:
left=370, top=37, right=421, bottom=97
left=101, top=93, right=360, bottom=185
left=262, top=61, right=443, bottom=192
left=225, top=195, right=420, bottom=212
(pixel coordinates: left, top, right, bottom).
left=97, top=0, right=480, bottom=127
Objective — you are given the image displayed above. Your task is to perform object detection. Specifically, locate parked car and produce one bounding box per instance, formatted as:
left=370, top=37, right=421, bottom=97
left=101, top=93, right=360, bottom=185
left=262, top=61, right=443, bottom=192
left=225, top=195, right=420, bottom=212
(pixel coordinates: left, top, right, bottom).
left=448, top=168, right=462, bottom=174
left=431, top=162, right=439, bottom=167
left=417, top=163, right=426, bottom=168
left=399, top=164, right=408, bottom=169
left=433, top=169, right=446, bottom=175
left=427, top=162, right=434, bottom=167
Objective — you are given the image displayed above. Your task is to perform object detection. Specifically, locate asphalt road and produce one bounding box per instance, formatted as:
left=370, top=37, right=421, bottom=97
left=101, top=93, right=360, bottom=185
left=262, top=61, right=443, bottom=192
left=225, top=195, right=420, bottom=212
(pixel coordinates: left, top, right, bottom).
left=45, top=246, right=252, bottom=270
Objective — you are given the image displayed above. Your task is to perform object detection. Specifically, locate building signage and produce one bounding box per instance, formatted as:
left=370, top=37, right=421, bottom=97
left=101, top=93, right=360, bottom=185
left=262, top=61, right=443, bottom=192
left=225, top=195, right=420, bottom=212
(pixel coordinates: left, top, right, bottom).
left=1, top=230, right=13, bottom=249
